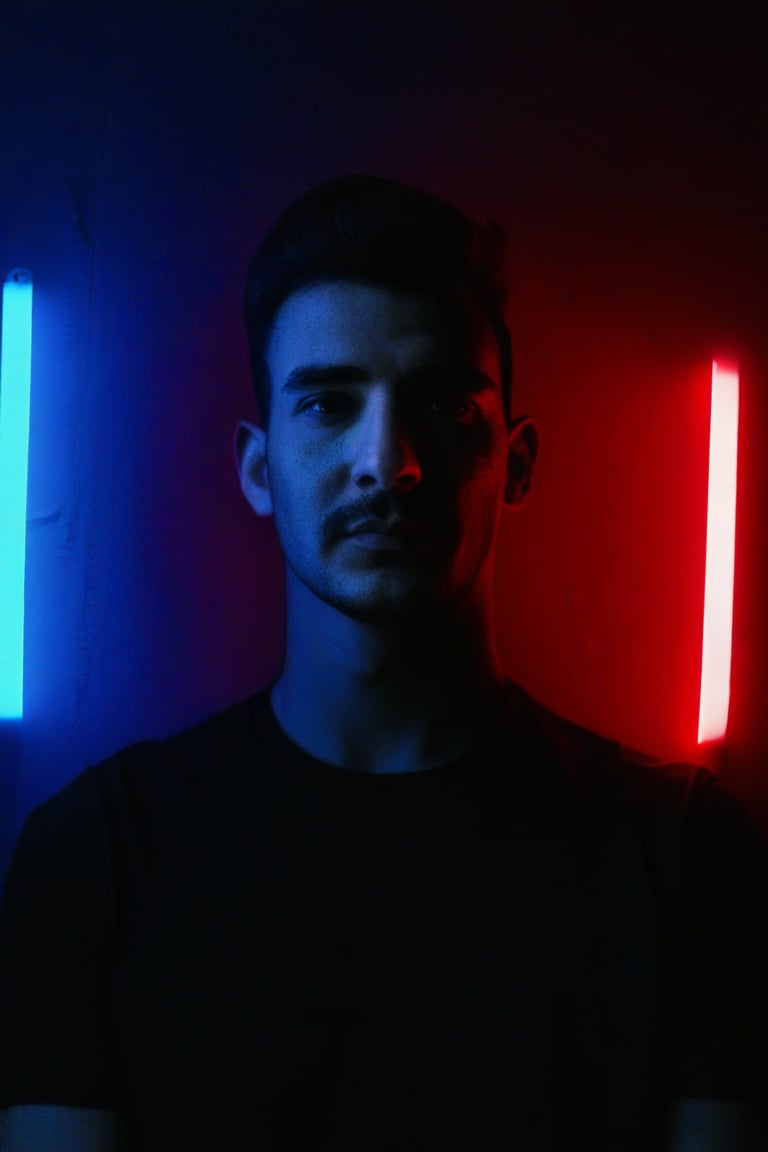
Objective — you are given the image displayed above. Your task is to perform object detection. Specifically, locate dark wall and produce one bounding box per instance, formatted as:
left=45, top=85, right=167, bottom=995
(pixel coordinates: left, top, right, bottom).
left=1, top=0, right=766, bottom=893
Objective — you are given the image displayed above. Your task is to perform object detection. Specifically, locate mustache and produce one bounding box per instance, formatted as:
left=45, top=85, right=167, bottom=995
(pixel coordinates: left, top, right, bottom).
left=323, top=493, right=418, bottom=543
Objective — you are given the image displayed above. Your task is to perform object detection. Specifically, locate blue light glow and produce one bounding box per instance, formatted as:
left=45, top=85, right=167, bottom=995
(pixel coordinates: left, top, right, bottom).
left=0, top=269, right=33, bottom=719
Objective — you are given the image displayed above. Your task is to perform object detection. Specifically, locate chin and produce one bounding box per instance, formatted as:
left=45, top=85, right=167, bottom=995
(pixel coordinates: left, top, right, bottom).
left=289, top=554, right=480, bottom=624
left=335, top=601, right=430, bottom=626
left=322, top=579, right=470, bottom=626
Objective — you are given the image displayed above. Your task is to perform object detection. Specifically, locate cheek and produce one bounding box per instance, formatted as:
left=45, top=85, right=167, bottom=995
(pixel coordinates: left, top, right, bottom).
left=268, top=446, right=339, bottom=531
left=460, top=469, right=505, bottom=533
left=455, top=435, right=509, bottom=541
left=453, top=421, right=508, bottom=497
left=281, top=434, right=345, bottom=481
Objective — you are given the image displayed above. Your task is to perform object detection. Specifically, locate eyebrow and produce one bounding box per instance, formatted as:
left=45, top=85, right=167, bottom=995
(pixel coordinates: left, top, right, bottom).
left=280, top=364, right=497, bottom=393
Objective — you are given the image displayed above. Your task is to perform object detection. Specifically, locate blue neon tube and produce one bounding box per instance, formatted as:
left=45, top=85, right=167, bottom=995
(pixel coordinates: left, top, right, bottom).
left=0, top=269, right=33, bottom=719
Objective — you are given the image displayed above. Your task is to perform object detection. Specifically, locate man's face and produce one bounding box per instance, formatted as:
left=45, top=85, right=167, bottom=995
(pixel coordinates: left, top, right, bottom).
left=254, top=279, right=515, bottom=624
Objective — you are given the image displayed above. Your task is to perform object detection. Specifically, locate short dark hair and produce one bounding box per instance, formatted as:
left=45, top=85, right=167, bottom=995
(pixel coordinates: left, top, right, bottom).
left=243, top=173, right=513, bottom=427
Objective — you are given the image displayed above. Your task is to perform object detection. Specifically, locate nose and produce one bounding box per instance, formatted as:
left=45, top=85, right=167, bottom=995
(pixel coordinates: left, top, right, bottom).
left=349, top=391, right=422, bottom=493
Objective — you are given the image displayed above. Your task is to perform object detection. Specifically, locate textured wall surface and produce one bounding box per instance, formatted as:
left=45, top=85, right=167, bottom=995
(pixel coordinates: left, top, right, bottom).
left=1, top=0, right=766, bottom=895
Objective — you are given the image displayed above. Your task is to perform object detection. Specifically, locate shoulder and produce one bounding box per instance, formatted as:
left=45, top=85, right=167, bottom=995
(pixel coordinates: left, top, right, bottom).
left=35, top=692, right=260, bottom=815
left=9, top=691, right=266, bottom=880
left=505, top=680, right=763, bottom=899
left=509, top=678, right=713, bottom=810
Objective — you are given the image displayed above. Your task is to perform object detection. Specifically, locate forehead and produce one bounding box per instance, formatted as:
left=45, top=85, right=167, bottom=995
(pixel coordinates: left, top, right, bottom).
left=266, top=279, right=500, bottom=384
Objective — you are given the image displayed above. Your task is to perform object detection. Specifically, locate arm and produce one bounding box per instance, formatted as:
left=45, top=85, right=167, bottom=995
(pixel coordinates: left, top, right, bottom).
left=663, top=1097, right=762, bottom=1152
left=0, top=791, right=120, bottom=1134
left=0, top=1105, right=129, bottom=1152
left=661, top=776, right=768, bottom=1152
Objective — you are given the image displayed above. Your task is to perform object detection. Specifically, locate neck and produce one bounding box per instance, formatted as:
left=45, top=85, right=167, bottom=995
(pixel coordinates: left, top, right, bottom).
left=270, top=577, right=506, bottom=773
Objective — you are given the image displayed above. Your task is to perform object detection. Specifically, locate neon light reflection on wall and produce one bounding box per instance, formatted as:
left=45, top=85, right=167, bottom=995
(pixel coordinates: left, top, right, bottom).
left=0, top=269, right=33, bottom=719
left=697, top=360, right=739, bottom=744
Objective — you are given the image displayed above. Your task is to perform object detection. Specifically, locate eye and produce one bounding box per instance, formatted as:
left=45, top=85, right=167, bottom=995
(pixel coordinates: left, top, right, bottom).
left=427, top=391, right=476, bottom=420
left=297, top=392, right=356, bottom=418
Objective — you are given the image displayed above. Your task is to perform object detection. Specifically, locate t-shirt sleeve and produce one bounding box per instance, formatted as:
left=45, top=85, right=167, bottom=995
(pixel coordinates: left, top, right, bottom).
left=0, top=771, right=118, bottom=1109
left=665, top=772, right=768, bottom=1107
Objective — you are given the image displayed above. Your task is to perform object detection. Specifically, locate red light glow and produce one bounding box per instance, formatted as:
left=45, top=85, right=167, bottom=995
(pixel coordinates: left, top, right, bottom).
left=697, top=360, right=739, bottom=743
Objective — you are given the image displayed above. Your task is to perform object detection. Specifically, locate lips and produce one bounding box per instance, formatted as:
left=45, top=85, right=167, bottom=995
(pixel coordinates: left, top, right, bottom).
left=341, top=517, right=429, bottom=554
left=344, top=518, right=424, bottom=539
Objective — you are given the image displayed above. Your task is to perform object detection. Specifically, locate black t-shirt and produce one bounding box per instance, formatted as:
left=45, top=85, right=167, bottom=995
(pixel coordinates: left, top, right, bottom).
left=1, top=679, right=766, bottom=1151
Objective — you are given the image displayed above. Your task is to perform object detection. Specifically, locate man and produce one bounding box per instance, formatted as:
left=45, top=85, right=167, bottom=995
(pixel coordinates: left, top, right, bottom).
left=0, top=174, right=765, bottom=1150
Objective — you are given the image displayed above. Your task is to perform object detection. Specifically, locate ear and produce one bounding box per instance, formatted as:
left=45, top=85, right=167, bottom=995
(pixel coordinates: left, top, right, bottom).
left=504, top=416, right=538, bottom=509
left=234, top=420, right=273, bottom=517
